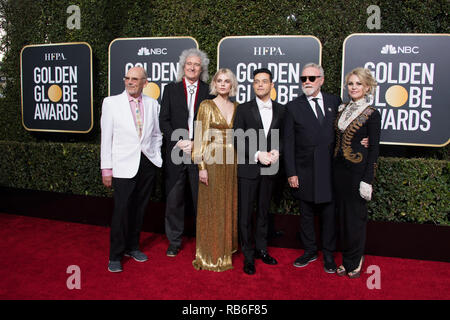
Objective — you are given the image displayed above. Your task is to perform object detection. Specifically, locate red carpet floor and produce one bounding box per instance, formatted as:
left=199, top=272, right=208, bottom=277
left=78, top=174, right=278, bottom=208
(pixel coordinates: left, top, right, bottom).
left=0, top=213, right=449, bottom=300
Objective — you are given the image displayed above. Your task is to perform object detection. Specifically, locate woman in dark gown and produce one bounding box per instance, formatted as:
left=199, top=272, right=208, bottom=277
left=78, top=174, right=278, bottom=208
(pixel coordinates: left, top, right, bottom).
left=333, top=67, right=381, bottom=278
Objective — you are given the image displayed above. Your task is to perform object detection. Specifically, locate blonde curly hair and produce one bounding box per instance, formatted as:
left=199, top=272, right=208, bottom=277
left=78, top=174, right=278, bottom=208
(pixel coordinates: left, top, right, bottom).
left=345, top=67, right=377, bottom=95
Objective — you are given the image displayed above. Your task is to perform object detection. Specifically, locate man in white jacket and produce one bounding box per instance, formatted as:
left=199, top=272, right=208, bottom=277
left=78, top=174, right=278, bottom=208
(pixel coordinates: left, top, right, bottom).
left=101, top=66, right=162, bottom=272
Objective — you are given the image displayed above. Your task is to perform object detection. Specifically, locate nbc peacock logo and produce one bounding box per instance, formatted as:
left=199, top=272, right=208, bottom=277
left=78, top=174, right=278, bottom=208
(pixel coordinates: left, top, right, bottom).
left=137, top=47, right=168, bottom=56
left=380, top=44, right=419, bottom=55
left=381, top=44, right=397, bottom=55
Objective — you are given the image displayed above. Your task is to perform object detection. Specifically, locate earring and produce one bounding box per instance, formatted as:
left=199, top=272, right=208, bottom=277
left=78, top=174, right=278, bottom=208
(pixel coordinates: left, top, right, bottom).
left=365, top=89, right=373, bottom=103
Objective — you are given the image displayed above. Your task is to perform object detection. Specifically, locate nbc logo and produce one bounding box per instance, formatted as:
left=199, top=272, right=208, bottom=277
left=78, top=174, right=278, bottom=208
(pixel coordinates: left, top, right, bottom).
left=381, top=44, right=419, bottom=55
left=138, top=47, right=150, bottom=56
left=137, top=47, right=168, bottom=56
left=381, top=44, right=397, bottom=54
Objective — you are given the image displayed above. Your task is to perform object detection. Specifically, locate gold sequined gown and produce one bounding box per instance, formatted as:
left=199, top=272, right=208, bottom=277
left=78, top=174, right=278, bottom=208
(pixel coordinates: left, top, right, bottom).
left=192, top=99, right=238, bottom=272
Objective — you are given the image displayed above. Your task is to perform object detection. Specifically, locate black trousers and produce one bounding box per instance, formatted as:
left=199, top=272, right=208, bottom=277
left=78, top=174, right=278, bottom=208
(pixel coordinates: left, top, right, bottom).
left=164, top=163, right=198, bottom=248
left=298, top=199, right=336, bottom=257
left=238, top=176, right=274, bottom=262
left=109, top=153, right=157, bottom=261
left=333, top=160, right=367, bottom=272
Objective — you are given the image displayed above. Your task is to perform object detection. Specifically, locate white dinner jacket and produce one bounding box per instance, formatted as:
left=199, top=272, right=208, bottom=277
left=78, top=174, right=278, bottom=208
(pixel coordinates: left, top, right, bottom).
left=100, top=90, right=163, bottom=178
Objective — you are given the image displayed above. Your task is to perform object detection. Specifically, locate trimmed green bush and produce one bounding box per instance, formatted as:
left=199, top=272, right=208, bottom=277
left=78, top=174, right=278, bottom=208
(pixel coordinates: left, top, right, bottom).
left=368, top=158, right=449, bottom=225
left=0, top=140, right=109, bottom=197
left=272, top=156, right=449, bottom=225
left=1, top=140, right=448, bottom=225
left=1, top=0, right=449, bottom=143
left=0, top=1, right=448, bottom=225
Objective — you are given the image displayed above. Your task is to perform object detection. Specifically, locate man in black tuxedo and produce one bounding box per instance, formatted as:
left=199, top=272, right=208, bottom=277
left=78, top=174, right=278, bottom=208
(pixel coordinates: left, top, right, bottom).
left=283, top=63, right=340, bottom=273
left=233, top=68, right=284, bottom=275
left=159, top=48, right=211, bottom=257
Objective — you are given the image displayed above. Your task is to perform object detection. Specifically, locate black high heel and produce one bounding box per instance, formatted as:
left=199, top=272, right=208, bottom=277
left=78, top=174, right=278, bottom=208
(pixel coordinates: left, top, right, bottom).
left=336, top=265, right=346, bottom=276
left=348, top=256, right=364, bottom=279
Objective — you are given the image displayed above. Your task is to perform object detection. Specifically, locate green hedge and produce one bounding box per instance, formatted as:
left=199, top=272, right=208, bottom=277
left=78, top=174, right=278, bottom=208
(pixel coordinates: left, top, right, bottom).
left=1, top=140, right=448, bottom=225
left=0, top=0, right=449, bottom=143
left=273, top=156, right=449, bottom=225
left=0, top=1, right=449, bottom=225
left=367, top=158, right=449, bottom=225
left=0, top=140, right=109, bottom=197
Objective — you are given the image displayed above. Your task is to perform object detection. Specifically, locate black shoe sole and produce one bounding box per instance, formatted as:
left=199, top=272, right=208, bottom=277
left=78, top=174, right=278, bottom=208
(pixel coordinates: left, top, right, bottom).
left=243, top=268, right=256, bottom=275
left=324, top=267, right=337, bottom=274
left=124, top=253, right=148, bottom=262
left=260, top=259, right=278, bottom=265
left=293, top=256, right=318, bottom=268
left=166, top=250, right=179, bottom=257
left=166, top=245, right=180, bottom=257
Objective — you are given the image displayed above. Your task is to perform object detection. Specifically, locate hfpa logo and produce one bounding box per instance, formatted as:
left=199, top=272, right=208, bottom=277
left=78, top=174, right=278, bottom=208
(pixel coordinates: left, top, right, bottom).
left=253, top=47, right=285, bottom=56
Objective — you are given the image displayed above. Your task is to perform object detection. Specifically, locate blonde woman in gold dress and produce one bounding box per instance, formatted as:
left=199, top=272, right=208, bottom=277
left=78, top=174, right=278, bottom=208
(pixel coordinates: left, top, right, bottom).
left=192, top=68, right=239, bottom=271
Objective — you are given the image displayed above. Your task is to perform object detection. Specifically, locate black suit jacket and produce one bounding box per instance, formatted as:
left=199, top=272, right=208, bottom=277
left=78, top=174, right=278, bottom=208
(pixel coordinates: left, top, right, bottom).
left=159, top=80, right=210, bottom=192
left=334, top=106, right=381, bottom=184
left=233, top=99, right=284, bottom=179
left=283, top=93, right=341, bottom=203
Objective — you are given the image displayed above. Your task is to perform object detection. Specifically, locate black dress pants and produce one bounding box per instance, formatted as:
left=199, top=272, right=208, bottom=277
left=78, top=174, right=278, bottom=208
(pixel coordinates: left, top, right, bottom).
left=238, top=176, right=274, bottom=262
left=298, top=199, right=336, bottom=257
left=109, top=153, right=157, bottom=261
left=164, top=163, right=198, bottom=248
left=333, top=160, right=367, bottom=272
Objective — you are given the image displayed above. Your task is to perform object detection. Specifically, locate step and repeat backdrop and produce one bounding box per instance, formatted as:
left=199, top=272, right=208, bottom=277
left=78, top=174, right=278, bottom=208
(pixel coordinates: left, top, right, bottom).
left=342, top=34, right=449, bottom=147
left=108, top=37, right=198, bottom=100
left=217, top=36, right=321, bottom=105
left=20, top=42, right=93, bottom=133
left=20, top=34, right=449, bottom=146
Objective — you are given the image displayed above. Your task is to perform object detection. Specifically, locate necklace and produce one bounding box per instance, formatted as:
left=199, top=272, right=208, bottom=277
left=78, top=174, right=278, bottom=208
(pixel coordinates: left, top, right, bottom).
left=344, top=102, right=359, bottom=121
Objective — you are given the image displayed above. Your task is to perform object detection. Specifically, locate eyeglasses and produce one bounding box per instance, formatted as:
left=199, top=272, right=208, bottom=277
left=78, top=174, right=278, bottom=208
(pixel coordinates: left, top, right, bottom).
left=300, top=76, right=321, bottom=82
left=124, top=76, right=145, bottom=82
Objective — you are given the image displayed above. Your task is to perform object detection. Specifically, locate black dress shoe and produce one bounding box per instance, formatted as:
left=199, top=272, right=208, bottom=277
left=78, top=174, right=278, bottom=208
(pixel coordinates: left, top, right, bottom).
left=268, top=230, right=284, bottom=239
left=348, top=256, right=364, bottom=279
left=243, top=261, right=256, bottom=275
left=293, top=252, right=318, bottom=268
left=255, top=250, right=278, bottom=265
left=323, top=255, right=337, bottom=273
left=166, top=245, right=180, bottom=257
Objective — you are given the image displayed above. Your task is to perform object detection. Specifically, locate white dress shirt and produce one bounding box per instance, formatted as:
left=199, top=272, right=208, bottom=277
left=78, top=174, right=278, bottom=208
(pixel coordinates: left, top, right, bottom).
left=184, top=78, right=198, bottom=139
left=254, top=97, right=273, bottom=162
left=256, top=97, right=273, bottom=137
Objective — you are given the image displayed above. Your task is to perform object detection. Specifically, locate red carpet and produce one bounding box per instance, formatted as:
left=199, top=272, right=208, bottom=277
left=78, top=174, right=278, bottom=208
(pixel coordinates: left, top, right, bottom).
left=0, top=213, right=449, bottom=300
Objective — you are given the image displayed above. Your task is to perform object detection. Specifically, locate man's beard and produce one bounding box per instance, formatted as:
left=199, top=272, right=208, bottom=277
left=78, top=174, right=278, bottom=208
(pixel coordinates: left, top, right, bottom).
left=127, top=85, right=138, bottom=94
left=302, top=85, right=317, bottom=96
